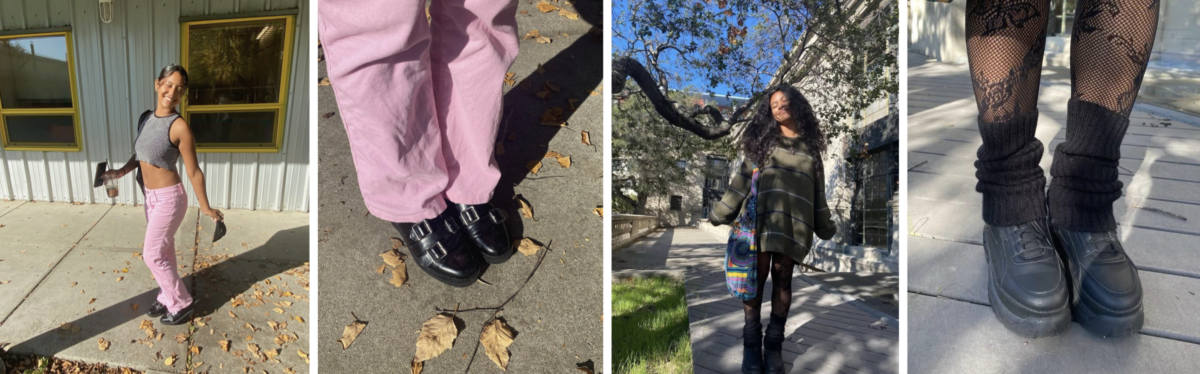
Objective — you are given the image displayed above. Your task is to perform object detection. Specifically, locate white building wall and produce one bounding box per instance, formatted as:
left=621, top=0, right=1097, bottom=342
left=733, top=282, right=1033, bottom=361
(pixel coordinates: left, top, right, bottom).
left=0, top=0, right=309, bottom=212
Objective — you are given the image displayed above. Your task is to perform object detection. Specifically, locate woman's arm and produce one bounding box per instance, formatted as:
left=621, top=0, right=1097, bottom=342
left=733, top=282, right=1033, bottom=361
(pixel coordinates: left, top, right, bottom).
left=172, top=118, right=224, bottom=222
left=709, top=158, right=754, bottom=226
left=104, top=154, right=139, bottom=180
left=813, top=160, right=837, bottom=240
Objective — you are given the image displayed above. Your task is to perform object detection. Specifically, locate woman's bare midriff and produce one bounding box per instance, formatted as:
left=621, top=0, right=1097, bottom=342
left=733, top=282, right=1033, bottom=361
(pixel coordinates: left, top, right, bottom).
left=140, top=161, right=183, bottom=189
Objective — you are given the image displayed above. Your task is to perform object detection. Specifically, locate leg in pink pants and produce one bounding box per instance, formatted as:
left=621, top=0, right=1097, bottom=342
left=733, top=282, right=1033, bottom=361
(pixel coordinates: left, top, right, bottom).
left=319, top=0, right=519, bottom=223
left=142, top=184, right=192, bottom=314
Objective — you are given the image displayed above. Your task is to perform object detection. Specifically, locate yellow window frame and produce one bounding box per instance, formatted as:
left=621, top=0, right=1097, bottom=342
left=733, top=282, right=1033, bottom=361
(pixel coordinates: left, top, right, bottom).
left=0, top=31, right=83, bottom=152
left=181, top=15, right=295, bottom=153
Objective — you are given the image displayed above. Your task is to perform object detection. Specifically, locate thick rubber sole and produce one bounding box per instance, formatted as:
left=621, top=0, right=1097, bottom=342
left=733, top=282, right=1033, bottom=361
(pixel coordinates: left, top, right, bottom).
left=410, top=257, right=479, bottom=288
left=147, top=310, right=165, bottom=318
left=1072, top=296, right=1144, bottom=338
left=160, top=309, right=194, bottom=326
left=480, top=247, right=514, bottom=264
left=987, top=278, right=1071, bottom=338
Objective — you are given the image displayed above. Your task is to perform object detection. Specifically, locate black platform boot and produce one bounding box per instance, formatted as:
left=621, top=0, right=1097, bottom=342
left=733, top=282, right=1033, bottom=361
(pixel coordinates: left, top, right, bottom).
left=763, top=314, right=786, bottom=374
left=742, top=315, right=763, bottom=374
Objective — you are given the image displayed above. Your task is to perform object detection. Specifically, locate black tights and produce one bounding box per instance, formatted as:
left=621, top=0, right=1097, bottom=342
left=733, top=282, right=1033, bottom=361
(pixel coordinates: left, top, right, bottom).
left=967, top=0, right=1159, bottom=230
left=742, top=252, right=795, bottom=321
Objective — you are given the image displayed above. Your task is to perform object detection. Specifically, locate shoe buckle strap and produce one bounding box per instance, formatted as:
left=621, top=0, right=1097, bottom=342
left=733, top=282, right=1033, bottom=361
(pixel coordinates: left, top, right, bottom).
left=412, top=220, right=434, bottom=240
left=488, top=208, right=507, bottom=224
left=429, top=241, right=448, bottom=261
left=461, top=206, right=481, bottom=224
left=444, top=216, right=459, bottom=234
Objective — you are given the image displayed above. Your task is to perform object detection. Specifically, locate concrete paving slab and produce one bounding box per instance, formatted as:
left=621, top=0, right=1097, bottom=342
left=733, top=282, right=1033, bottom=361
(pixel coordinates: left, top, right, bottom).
left=0, top=200, right=24, bottom=218
left=0, top=203, right=111, bottom=247
left=316, top=1, right=603, bottom=372
left=0, top=246, right=191, bottom=373
left=195, top=209, right=308, bottom=263
left=80, top=205, right=199, bottom=253
left=0, top=244, right=75, bottom=322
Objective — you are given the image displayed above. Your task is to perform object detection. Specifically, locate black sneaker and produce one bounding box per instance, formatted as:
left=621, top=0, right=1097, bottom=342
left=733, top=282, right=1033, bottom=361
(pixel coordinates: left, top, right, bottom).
left=983, top=219, right=1071, bottom=338
left=147, top=301, right=167, bottom=318
left=160, top=303, right=194, bottom=325
left=393, top=208, right=482, bottom=287
left=1051, top=226, right=1144, bottom=338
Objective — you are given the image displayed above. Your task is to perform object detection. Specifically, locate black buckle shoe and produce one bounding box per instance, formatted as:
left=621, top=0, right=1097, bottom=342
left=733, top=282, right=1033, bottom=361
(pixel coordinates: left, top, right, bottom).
left=147, top=301, right=167, bottom=318
left=448, top=201, right=513, bottom=264
left=742, top=317, right=763, bottom=374
left=762, top=314, right=785, bottom=374
left=1051, top=225, right=1144, bottom=338
left=160, top=303, right=194, bottom=326
left=983, top=219, right=1071, bottom=338
left=393, top=209, right=482, bottom=287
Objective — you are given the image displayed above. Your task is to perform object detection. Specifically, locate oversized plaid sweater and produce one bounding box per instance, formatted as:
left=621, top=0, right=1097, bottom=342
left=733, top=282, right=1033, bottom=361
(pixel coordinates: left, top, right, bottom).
left=709, top=136, right=837, bottom=263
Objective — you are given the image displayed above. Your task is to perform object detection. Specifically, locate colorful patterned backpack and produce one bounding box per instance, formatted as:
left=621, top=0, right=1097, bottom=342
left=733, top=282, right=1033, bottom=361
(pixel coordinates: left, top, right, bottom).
left=725, top=165, right=760, bottom=300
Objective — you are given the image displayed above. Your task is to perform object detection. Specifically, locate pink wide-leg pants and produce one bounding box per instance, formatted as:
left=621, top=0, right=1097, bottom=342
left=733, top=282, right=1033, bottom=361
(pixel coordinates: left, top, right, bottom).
left=319, top=0, right=520, bottom=222
left=142, top=183, right=192, bottom=314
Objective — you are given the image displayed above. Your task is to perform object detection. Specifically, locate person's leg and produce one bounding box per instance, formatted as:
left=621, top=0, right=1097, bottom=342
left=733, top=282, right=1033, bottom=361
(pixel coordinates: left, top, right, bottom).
left=320, top=0, right=448, bottom=223
left=740, top=252, right=771, bottom=374
left=967, top=0, right=1052, bottom=225
left=1049, top=0, right=1158, bottom=339
left=763, top=254, right=794, bottom=374
left=427, top=0, right=519, bottom=204
left=142, top=185, right=193, bottom=315
left=1050, top=0, right=1160, bottom=231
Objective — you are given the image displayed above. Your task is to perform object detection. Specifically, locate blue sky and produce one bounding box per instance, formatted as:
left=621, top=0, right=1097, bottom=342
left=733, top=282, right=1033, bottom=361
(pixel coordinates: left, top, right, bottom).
left=7, top=35, right=69, bottom=61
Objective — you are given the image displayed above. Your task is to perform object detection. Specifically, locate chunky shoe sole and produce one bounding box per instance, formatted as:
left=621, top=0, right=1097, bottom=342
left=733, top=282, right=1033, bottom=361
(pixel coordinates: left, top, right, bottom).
left=480, top=247, right=514, bottom=264
left=1072, top=291, right=1144, bottom=338
left=986, top=278, right=1071, bottom=338
left=147, top=310, right=166, bottom=318
left=160, top=309, right=194, bottom=326
left=407, top=252, right=480, bottom=287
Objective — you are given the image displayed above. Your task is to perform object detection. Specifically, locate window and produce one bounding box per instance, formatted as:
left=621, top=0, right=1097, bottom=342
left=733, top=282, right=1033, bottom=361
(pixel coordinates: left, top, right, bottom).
left=670, top=196, right=682, bottom=211
left=850, top=143, right=898, bottom=247
left=0, top=32, right=81, bottom=151
left=701, top=155, right=730, bottom=219
left=182, top=15, right=295, bottom=152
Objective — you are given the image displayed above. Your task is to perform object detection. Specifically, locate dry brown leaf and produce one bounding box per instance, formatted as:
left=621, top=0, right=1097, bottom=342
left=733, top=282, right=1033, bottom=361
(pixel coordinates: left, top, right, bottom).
left=411, top=358, right=423, bottom=374
left=545, top=151, right=563, bottom=159
left=515, top=238, right=542, bottom=256
left=319, top=77, right=331, bottom=86
left=337, top=316, right=367, bottom=349
left=298, top=350, right=310, bottom=364
left=89, top=298, right=97, bottom=304
left=522, top=29, right=541, bottom=40
left=536, top=1, right=558, bottom=12
left=540, top=107, right=564, bottom=124
left=175, top=333, right=188, bottom=344
left=220, top=340, right=231, bottom=352
left=559, top=9, right=580, bottom=20
left=414, top=314, right=458, bottom=362
left=190, top=346, right=201, bottom=355
left=116, top=276, right=124, bottom=282
left=516, top=196, right=535, bottom=220
left=247, top=343, right=260, bottom=353
left=164, top=354, right=176, bottom=367
left=229, top=310, right=238, bottom=319
left=389, top=264, right=408, bottom=288
left=375, top=264, right=386, bottom=274
left=582, top=131, right=591, bottom=145
left=391, top=238, right=404, bottom=250
left=557, top=156, right=571, bottom=168
left=268, top=321, right=279, bottom=330
left=504, top=72, right=516, bottom=87
left=526, top=160, right=543, bottom=175
left=480, top=319, right=515, bottom=370
left=98, top=337, right=110, bottom=351
left=380, top=249, right=405, bottom=267
left=71, top=281, right=77, bottom=287
left=293, top=316, right=305, bottom=324
left=576, top=365, right=595, bottom=374
left=593, top=207, right=604, bottom=217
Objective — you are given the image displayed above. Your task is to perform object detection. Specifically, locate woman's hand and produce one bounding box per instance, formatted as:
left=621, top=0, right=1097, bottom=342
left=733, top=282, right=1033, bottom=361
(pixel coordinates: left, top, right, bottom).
left=202, top=207, right=224, bottom=223
left=102, top=169, right=125, bottom=180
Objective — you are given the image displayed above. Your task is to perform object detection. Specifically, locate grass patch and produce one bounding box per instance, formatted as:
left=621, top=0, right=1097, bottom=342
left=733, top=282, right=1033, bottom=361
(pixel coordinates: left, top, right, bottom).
left=613, top=276, right=692, bottom=374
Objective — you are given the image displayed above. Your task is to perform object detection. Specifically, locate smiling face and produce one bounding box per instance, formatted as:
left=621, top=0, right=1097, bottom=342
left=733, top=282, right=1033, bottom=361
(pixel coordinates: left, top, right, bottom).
left=155, top=72, right=186, bottom=110
left=770, top=91, right=792, bottom=125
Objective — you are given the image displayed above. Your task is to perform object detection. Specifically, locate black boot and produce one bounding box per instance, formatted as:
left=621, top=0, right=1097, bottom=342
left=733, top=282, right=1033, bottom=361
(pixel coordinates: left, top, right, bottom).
left=147, top=301, right=167, bottom=318
left=160, top=303, right=194, bottom=326
left=447, top=200, right=513, bottom=264
left=763, top=314, right=785, bottom=374
left=742, top=316, right=763, bottom=374
left=983, top=219, right=1071, bottom=338
left=392, top=207, right=482, bottom=287
left=1051, top=226, right=1144, bottom=338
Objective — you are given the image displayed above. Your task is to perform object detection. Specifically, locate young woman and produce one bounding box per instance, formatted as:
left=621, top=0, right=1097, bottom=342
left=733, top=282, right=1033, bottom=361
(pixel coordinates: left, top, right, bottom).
left=319, top=0, right=518, bottom=287
left=967, top=0, right=1154, bottom=339
left=710, top=85, right=837, bottom=374
left=104, top=64, right=224, bottom=325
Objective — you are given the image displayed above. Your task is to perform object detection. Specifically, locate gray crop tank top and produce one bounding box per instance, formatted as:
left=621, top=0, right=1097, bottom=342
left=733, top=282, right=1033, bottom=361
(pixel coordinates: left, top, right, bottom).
left=134, top=112, right=181, bottom=171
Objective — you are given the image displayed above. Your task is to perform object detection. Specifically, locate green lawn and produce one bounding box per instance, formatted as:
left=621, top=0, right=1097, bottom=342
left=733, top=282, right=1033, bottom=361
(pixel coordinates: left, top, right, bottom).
left=613, top=276, right=693, bottom=374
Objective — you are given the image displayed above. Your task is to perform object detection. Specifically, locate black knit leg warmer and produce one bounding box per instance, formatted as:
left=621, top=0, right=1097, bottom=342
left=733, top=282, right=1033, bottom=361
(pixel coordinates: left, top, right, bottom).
left=762, top=314, right=786, bottom=374
left=1049, top=99, right=1129, bottom=232
left=975, top=112, right=1048, bottom=226
left=742, top=315, right=763, bottom=374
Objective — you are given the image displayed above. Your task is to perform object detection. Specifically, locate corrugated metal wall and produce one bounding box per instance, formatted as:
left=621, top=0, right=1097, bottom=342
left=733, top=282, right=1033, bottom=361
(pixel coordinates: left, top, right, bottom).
left=0, top=0, right=309, bottom=212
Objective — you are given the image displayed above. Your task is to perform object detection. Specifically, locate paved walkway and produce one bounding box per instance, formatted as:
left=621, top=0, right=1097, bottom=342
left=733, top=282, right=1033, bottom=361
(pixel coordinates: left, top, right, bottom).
left=315, top=1, right=603, bottom=372
left=616, top=228, right=899, bottom=373
left=0, top=201, right=310, bottom=373
left=908, top=53, right=1200, bottom=372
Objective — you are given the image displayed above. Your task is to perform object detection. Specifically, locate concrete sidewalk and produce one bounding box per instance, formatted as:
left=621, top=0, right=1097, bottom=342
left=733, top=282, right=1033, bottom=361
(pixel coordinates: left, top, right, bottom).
left=0, top=201, right=310, bottom=374
left=909, top=53, right=1200, bottom=372
left=616, top=228, right=899, bottom=373
left=315, top=1, right=603, bottom=373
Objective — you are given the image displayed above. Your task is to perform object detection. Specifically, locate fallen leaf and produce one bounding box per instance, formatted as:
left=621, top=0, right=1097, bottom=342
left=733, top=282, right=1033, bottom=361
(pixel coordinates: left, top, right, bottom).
left=526, top=160, right=543, bottom=175
left=164, top=354, right=177, bottom=367
left=593, top=207, right=604, bottom=217
left=71, top=282, right=77, bottom=287
left=536, top=1, right=558, bottom=12
left=389, top=264, right=408, bottom=288
left=274, top=307, right=285, bottom=314
left=375, top=264, right=386, bottom=274
left=411, top=358, right=423, bottom=374
left=247, top=343, right=260, bottom=353
left=337, top=315, right=367, bottom=349
left=98, top=337, right=110, bottom=351
left=480, top=318, right=515, bottom=370
left=559, top=9, right=580, bottom=20
left=380, top=249, right=405, bottom=267
left=131, top=303, right=139, bottom=312
left=504, top=72, right=516, bottom=87
left=319, top=77, right=331, bottom=86
left=540, top=107, right=564, bottom=124
left=515, top=238, right=542, bottom=256
left=268, top=321, right=279, bottom=330
left=298, top=350, right=310, bottom=364
left=391, top=238, right=404, bottom=250
left=89, top=298, right=97, bottom=304
left=116, top=276, right=124, bottom=282
left=557, top=156, right=571, bottom=168
left=190, top=346, right=201, bottom=355
left=414, top=314, right=458, bottom=362
left=522, top=29, right=541, bottom=40
left=293, top=316, right=305, bottom=324
left=220, top=340, right=231, bottom=352
left=176, top=333, right=188, bottom=344
left=545, top=151, right=563, bottom=159
left=581, top=131, right=591, bottom=146
left=516, top=196, right=535, bottom=220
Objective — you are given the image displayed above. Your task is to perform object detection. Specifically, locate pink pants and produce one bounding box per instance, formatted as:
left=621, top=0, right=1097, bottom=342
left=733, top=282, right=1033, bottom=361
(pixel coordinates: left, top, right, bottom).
left=320, top=0, right=520, bottom=222
left=142, top=183, right=192, bottom=314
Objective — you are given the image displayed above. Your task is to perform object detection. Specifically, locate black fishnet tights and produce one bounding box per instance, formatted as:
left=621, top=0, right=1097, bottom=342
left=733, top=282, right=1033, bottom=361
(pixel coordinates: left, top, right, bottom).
left=966, top=0, right=1159, bottom=122
left=742, top=253, right=795, bottom=321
